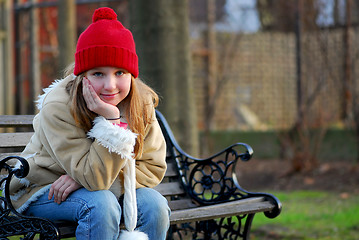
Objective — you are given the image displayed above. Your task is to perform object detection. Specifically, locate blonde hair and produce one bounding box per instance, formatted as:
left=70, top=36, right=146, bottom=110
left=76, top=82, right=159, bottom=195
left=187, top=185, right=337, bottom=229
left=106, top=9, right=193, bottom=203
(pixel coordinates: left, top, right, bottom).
left=64, top=63, right=159, bottom=158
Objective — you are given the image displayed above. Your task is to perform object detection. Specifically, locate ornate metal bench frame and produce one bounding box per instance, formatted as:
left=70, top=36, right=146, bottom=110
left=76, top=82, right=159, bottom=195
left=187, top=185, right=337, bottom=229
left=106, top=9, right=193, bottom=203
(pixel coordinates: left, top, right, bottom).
left=0, top=111, right=282, bottom=240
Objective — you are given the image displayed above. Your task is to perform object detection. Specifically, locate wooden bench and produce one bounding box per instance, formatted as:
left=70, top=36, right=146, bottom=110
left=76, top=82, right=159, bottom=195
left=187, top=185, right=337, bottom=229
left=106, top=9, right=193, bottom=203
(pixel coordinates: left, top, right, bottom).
left=0, top=110, right=282, bottom=240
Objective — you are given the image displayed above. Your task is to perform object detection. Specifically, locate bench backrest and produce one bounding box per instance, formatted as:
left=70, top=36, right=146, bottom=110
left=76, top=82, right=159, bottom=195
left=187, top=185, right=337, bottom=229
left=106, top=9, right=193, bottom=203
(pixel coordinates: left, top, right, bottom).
left=0, top=115, right=34, bottom=158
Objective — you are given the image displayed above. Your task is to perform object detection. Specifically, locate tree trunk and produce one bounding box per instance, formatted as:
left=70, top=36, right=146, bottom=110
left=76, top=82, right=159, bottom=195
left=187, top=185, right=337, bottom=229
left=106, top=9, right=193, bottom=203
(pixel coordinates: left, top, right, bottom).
left=58, top=0, right=76, bottom=72
left=201, top=0, right=216, bottom=155
left=343, top=0, right=352, bottom=120
left=0, top=0, right=14, bottom=115
left=29, top=0, right=40, bottom=113
left=129, top=0, right=199, bottom=155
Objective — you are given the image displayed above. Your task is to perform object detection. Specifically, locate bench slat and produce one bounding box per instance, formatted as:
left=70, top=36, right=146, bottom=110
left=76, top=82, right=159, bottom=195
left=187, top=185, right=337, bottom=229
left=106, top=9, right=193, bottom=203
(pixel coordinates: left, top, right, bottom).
left=165, top=162, right=177, bottom=177
left=0, top=152, right=22, bottom=159
left=153, top=182, right=185, bottom=197
left=0, top=115, right=34, bottom=127
left=0, top=153, right=176, bottom=178
left=168, top=199, right=198, bottom=211
left=0, top=132, right=34, bottom=148
left=170, top=197, right=274, bottom=224
left=0, top=155, right=178, bottom=180
left=54, top=198, right=272, bottom=234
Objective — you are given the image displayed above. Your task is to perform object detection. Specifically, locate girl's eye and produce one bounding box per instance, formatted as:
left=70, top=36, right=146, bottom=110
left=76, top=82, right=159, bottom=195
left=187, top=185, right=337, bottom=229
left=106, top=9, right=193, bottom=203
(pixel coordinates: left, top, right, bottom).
left=93, top=72, right=103, bottom=77
left=116, top=71, right=124, bottom=76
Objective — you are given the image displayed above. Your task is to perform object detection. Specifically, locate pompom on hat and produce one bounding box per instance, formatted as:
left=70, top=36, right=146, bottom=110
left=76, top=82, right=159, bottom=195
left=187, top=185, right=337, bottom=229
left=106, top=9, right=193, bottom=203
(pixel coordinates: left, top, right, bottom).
left=74, top=7, right=138, bottom=78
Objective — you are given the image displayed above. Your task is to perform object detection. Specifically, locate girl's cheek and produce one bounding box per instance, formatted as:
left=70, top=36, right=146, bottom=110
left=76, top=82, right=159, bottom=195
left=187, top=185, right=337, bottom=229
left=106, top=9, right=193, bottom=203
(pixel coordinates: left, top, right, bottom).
left=87, top=81, right=101, bottom=95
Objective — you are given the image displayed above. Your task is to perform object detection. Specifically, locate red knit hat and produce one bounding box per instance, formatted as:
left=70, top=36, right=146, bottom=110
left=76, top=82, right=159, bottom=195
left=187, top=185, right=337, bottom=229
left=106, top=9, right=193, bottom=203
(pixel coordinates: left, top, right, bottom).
left=74, top=7, right=138, bottom=78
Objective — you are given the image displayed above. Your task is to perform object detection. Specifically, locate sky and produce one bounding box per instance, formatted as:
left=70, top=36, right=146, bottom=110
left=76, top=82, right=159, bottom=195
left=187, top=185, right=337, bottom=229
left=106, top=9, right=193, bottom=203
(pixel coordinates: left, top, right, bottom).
left=316, top=0, right=346, bottom=26
left=218, top=0, right=260, bottom=33
left=219, top=0, right=344, bottom=33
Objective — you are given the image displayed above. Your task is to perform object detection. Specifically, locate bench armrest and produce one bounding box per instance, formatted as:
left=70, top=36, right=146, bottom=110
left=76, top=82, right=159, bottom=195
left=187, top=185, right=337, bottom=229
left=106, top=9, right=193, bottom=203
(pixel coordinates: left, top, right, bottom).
left=176, top=144, right=281, bottom=218
left=0, top=156, right=60, bottom=238
left=0, top=156, right=30, bottom=214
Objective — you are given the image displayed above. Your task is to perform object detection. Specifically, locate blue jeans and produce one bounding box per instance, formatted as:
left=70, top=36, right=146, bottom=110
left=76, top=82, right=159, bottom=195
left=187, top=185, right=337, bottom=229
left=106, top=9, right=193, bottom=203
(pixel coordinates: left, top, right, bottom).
left=24, top=187, right=171, bottom=240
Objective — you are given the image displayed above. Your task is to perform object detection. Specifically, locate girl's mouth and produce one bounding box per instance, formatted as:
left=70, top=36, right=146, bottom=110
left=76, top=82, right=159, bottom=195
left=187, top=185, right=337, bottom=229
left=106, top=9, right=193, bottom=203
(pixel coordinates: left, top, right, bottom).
left=100, top=93, right=119, bottom=100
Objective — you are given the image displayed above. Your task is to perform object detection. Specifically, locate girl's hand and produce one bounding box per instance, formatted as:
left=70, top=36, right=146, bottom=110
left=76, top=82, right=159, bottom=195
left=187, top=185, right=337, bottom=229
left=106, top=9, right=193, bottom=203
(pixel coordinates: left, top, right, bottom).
left=48, top=175, right=82, bottom=204
left=82, top=77, right=120, bottom=119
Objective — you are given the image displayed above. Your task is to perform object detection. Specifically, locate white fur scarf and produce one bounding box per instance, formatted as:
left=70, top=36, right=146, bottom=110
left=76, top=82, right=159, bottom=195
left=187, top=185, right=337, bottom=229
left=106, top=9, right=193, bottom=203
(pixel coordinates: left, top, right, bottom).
left=88, top=116, right=148, bottom=240
left=119, top=158, right=148, bottom=240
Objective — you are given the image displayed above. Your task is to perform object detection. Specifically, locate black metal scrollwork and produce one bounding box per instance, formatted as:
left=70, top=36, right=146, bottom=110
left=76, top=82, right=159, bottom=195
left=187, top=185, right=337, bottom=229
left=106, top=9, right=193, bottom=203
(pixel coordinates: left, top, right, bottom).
left=0, top=156, right=60, bottom=240
left=173, top=142, right=256, bottom=205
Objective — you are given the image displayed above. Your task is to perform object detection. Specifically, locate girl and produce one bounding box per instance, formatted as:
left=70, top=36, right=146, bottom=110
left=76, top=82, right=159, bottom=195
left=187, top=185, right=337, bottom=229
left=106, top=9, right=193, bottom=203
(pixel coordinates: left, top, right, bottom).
left=9, top=7, right=170, bottom=240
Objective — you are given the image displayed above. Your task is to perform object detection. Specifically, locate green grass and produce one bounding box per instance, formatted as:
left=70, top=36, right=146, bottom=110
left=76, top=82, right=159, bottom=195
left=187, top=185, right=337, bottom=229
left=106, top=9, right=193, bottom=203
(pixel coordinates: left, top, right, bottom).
left=250, top=191, right=359, bottom=240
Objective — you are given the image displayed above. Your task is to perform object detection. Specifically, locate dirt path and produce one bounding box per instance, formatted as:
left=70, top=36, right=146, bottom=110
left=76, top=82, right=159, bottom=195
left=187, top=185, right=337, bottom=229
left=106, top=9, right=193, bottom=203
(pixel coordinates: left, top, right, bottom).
left=236, top=159, right=359, bottom=194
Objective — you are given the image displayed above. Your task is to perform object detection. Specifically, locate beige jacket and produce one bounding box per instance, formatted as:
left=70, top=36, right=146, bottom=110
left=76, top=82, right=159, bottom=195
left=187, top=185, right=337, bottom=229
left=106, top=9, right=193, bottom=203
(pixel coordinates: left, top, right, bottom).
left=9, top=75, right=167, bottom=212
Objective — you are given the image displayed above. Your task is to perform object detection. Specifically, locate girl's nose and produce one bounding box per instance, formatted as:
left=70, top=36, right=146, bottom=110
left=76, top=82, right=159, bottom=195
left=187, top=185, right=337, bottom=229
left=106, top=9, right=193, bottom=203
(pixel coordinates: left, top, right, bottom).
left=103, top=75, right=117, bottom=90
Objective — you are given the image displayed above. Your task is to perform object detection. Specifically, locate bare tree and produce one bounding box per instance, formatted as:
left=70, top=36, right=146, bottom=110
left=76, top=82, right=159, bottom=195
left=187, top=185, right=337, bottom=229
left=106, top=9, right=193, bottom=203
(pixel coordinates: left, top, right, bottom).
left=200, top=0, right=243, bottom=155
left=258, top=0, right=339, bottom=173
left=257, top=0, right=318, bottom=32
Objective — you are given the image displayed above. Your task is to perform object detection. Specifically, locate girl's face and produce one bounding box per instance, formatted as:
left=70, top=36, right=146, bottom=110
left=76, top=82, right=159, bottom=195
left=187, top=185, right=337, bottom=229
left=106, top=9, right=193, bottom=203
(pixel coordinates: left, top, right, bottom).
left=85, top=66, right=132, bottom=106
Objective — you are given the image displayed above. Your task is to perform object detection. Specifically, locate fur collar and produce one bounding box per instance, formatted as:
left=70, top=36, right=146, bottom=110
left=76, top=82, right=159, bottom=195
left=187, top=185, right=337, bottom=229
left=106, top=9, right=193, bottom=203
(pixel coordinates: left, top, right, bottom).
left=35, top=74, right=76, bottom=110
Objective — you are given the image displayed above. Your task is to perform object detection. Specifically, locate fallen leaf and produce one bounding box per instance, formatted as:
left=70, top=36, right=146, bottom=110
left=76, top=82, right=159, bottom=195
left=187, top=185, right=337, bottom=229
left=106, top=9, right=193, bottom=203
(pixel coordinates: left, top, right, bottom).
left=340, top=192, right=350, bottom=199
left=304, top=177, right=315, bottom=185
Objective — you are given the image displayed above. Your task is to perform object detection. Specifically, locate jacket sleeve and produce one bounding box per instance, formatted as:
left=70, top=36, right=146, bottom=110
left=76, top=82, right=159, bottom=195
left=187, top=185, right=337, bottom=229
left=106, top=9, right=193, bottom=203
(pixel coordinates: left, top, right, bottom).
left=135, top=108, right=167, bottom=189
left=39, top=102, right=131, bottom=191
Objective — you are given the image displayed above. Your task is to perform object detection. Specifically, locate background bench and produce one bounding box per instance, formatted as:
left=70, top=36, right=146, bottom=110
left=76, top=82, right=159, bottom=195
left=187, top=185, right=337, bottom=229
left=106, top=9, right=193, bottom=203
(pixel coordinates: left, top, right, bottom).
left=0, top=110, right=282, bottom=240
